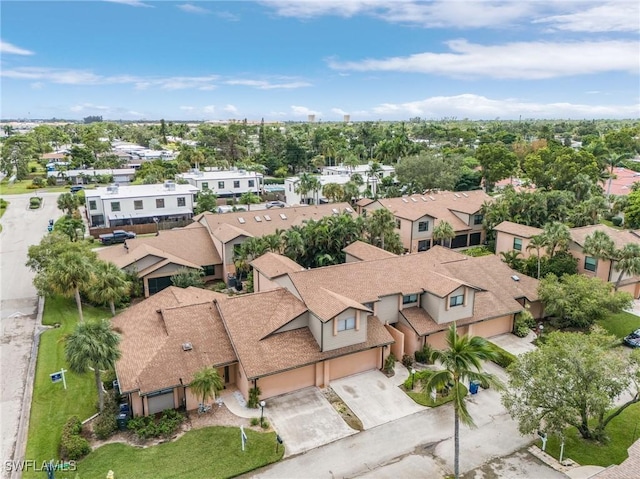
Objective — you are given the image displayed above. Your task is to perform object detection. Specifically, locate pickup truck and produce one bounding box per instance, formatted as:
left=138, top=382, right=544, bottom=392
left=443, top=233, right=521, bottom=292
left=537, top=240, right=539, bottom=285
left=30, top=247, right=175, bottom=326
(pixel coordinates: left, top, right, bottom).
left=99, top=230, right=136, bottom=245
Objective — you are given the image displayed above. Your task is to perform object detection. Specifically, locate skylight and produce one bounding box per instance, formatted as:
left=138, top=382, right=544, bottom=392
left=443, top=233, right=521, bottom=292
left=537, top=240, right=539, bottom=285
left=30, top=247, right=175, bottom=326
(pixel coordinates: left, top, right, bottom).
left=345, top=207, right=353, bottom=213
left=254, top=216, right=262, bottom=222
left=238, top=217, right=246, bottom=224
left=280, top=213, right=287, bottom=220
left=264, top=215, right=271, bottom=221
left=402, top=198, right=409, bottom=203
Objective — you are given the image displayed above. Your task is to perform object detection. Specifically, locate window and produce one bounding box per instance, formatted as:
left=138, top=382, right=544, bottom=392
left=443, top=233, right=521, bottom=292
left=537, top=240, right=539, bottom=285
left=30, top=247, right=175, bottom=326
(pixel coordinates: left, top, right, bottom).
left=469, top=232, right=481, bottom=246
left=248, top=180, right=255, bottom=188
left=202, top=182, right=209, bottom=190
left=585, top=256, right=597, bottom=272
left=89, top=200, right=96, bottom=210
left=177, top=197, right=186, bottom=207
left=403, top=294, right=418, bottom=304
left=218, top=181, right=224, bottom=189
left=134, top=200, right=143, bottom=210
left=156, top=199, right=165, bottom=208
left=111, top=201, right=121, bottom=212
left=337, top=317, right=356, bottom=332
left=418, top=221, right=429, bottom=232
left=474, top=214, right=483, bottom=225
left=395, top=219, right=401, bottom=229
left=449, top=294, right=464, bottom=307
left=418, top=240, right=430, bottom=252
left=203, top=265, right=215, bottom=276
left=233, top=180, right=240, bottom=188
left=513, top=238, right=522, bottom=251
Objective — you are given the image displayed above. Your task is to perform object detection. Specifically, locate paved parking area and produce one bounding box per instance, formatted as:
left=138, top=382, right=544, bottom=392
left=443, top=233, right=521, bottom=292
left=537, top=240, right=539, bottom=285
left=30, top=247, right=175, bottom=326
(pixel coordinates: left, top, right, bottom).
left=266, top=387, right=356, bottom=457
left=331, top=370, right=424, bottom=430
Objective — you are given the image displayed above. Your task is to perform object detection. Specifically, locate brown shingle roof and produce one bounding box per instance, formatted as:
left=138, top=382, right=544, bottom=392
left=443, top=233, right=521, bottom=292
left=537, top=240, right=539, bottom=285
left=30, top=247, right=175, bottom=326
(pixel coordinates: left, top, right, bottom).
left=494, top=221, right=543, bottom=238
left=197, top=203, right=356, bottom=243
left=593, top=440, right=640, bottom=479
left=98, top=224, right=221, bottom=270
left=113, top=287, right=232, bottom=394
left=374, top=191, right=490, bottom=227
left=250, top=252, right=305, bottom=279
left=216, top=289, right=393, bottom=378
left=570, top=224, right=640, bottom=249
left=342, top=240, right=397, bottom=261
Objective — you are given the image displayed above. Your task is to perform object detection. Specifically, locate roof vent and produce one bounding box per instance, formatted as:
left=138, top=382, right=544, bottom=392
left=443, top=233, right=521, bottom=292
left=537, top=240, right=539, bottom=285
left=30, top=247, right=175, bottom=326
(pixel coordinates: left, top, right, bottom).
left=454, top=193, right=461, bottom=198
left=511, top=275, right=520, bottom=282
left=280, top=213, right=287, bottom=220
left=429, top=195, right=436, bottom=201
left=182, top=342, right=193, bottom=351
left=462, top=192, right=469, bottom=197
left=410, top=197, right=417, bottom=202
left=254, top=216, right=262, bottom=222
left=402, top=198, right=409, bottom=203
left=332, top=208, right=339, bottom=214
left=345, top=207, right=353, bottom=213
left=264, top=215, right=271, bottom=221
left=421, top=197, right=428, bottom=201
left=238, top=217, right=246, bottom=224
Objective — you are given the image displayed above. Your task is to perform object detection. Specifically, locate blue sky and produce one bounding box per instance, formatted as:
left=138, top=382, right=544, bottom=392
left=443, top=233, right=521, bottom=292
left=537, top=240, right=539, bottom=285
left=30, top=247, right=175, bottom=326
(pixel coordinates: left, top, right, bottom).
left=1, top=0, right=639, bottom=121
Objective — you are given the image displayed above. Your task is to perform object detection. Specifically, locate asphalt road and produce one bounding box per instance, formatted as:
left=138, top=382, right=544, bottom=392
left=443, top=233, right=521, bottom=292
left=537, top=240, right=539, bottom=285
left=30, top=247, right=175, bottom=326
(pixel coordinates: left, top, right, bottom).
left=0, top=192, right=62, bottom=477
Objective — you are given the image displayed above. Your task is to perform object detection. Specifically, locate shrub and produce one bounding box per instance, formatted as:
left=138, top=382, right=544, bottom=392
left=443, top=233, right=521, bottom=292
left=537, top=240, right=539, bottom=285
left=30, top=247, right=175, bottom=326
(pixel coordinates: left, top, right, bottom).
left=47, top=176, right=58, bottom=186
left=612, top=216, right=624, bottom=227
left=250, top=417, right=260, bottom=426
left=488, top=343, right=516, bottom=368
left=261, top=420, right=270, bottom=429
left=513, top=309, right=536, bottom=338
left=247, top=387, right=261, bottom=409
left=383, top=353, right=396, bottom=373
left=127, top=410, right=184, bottom=440
left=94, top=414, right=117, bottom=440
left=102, top=369, right=117, bottom=391
left=415, top=343, right=434, bottom=364
left=463, top=246, right=493, bottom=257
left=31, top=177, right=45, bottom=187
left=60, top=416, right=90, bottom=460
left=401, top=354, right=414, bottom=369
left=29, top=197, right=42, bottom=209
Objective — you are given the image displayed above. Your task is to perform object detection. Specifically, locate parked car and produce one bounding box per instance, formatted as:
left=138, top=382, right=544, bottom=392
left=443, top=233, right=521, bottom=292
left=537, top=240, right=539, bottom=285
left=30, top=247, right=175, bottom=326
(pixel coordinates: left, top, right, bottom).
left=266, top=201, right=286, bottom=209
left=623, top=329, right=640, bottom=348
left=70, top=185, right=84, bottom=194
left=99, top=230, right=136, bottom=245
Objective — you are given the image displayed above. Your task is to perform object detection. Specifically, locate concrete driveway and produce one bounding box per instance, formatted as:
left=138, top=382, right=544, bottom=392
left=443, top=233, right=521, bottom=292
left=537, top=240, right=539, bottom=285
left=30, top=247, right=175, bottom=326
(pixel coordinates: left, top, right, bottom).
left=331, top=370, right=424, bottom=430
left=490, top=332, right=537, bottom=356
left=266, top=387, right=356, bottom=457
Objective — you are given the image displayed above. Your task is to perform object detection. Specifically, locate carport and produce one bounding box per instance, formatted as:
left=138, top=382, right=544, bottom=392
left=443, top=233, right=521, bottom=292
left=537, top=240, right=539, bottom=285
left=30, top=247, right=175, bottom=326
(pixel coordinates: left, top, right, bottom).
left=266, top=387, right=356, bottom=457
left=331, top=370, right=424, bottom=430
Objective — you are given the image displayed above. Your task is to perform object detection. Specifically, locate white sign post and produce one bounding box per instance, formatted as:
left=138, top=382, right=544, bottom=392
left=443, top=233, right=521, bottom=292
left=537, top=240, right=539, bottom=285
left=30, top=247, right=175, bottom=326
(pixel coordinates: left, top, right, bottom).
left=240, top=425, right=247, bottom=451
left=50, top=369, right=67, bottom=390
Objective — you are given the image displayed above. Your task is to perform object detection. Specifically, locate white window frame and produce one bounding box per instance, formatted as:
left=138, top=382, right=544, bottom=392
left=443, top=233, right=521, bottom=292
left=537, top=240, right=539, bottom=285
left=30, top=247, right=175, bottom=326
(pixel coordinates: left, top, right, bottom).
left=449, top=294, right=464, bottom=307
left=337, top=317, right=356, bottom=332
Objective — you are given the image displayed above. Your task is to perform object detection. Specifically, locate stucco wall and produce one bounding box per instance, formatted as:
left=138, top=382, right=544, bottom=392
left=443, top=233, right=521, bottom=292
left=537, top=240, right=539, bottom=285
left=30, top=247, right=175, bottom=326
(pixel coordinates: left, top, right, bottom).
left=376, top=294, right=400, bottom=324
left=274, top=313, right=309, bottom=333
left=395, top=320, right=420, bottom=355
left=385, top=325, right=404, bottom=359
left=423, top=287, right=474, bottom=324
left=323, top=309, right=367, bottom=352
left=255, top=270, right=281, bottom=292
left=495, top=231, right=533, bottom=260
left=272, top=274, right=302, bottom=299
left=308, top=312, right=323, bottom=347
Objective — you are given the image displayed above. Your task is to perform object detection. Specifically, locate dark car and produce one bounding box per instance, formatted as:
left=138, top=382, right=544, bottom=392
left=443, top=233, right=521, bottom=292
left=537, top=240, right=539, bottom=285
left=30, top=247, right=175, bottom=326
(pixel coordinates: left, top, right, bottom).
left=70, top=185, right=84, bottom=194
left=266, top=201, right=286, bottom=209
left=624, top=329, right=640, bottom=348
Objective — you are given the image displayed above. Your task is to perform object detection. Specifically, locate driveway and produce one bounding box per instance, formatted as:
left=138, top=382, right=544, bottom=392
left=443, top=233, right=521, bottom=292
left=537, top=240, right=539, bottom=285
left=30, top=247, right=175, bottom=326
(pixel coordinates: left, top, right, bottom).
left=331, top=370, right=424, bottom=430
left=266, top=387, right=356, bottom=457
left=490, top=332, right=537, bottom=356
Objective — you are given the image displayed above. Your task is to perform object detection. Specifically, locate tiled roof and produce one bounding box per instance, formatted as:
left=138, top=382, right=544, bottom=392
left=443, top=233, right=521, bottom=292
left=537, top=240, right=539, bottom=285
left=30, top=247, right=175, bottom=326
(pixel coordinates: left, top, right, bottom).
left=216, top=289, right=393, bottom=378
left=113, top=287, right=232, bottom=394
left=342, top=240, right=397, bottom=261
left=494, top=221, right=543, bottom=238
left=250, top=252, right=305, bottom=279
left=603, top=167, right=640, bottom=196
left=356, top=198, right=375, bottom=207
left=98, top=224, right=221, bottom=270
left=374, top=190, right=490, bottom=226
left=593, top=440, right=640, bottom=478
left=197, top=203, right=356, bottom=243
left=570, top=224, right=640, bottom=250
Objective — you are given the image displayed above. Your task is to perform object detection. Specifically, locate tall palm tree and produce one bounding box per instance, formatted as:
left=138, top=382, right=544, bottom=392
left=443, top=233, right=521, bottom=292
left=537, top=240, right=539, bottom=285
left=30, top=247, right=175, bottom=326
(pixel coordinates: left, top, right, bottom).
left=423, top=324, right=503, bottom=479
left=282, top=229, right=305, bottom=261
left=365, top=208, right=397, bottom=251
left=57, top=192, right=79, bottom=216
left=613, top=243, right=640, bottom=291
left=43, top=252, right=94, bottom=322
left=87, top=261, right=132, bottom=316
left=542, top=222, right=571, bottom=257
left=433, top=220, right=456, bottom=248
left=526, top=234, right=547, bottom=279
left=499, top=250, right=523, bottom=270
left=583, top=230, right=615, bottom=263
left=239, top=192, right=260, bottom=211
left=190, top=366, right=224, bottom=408
left=65, top=319, right=121, bottom=412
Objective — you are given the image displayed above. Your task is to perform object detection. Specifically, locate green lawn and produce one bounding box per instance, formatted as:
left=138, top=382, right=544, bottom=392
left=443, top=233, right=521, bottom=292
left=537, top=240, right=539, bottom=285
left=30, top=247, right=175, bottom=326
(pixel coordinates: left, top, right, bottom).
left=0, top=180, right=69, bottom=195
left=0, top=198, right=7, bottom=232
left=24, top=296, right=111, bottom=479
left=540, top=403, right=640, bottom=467
left=597, top=311, right=640, bottom=339
left=77, top=426, right=284, bottom=479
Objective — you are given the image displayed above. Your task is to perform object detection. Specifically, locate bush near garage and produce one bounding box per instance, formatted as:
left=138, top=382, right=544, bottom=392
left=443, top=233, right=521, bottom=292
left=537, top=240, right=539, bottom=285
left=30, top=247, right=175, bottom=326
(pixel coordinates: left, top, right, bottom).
left=60, top=416, right=91, bottom=460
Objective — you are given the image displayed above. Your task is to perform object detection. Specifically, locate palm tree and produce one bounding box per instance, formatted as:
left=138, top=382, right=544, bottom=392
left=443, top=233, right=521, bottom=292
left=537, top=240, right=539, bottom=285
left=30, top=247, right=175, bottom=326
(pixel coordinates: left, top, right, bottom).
left=281, top=229, right=305, bottom=261
left=423, top=324, right=503, bottom=479
left=65, top=319, right=121, bottom=412
left=583, top=230, right=615, bottom=264
left=190, top=366, right=224, bottom=408
left=499, top=250, right=523, bottom=270
left=295, top=173, right=315, bottom=205
left=542, top=222, right=571, bottom=257
left=57, top=192, right=80, bottom=216
left=239, top=192, right=260, bottom=211
left=365, top=208, right=400, bottom=252
left=603, top=152, right=628, bottom=198
left=322, top=183, right=344, bottom=203
left=526, top=234, right=547, bottom=279
left=613, top=243, right=640, bottom=291
left=87, top=261, right=131, bottom=316
left=43, top=252, right=94, bottom=322
left=433, top=220, right=456, bottom=248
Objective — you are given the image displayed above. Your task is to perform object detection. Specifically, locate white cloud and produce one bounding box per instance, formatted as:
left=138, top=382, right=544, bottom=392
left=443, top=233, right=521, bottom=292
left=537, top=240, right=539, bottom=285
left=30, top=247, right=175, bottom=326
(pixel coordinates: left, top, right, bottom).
left=180, top=106, right=196, bottom=111
left=366, top=93, right=640, bottom=120
left=70, top=103, right=110, bottom=112
left=1, top=40, right=34, bottom=55
left=203, top=105, right=216, bottom=114
left=331, top=108, right=349, bottom=116
left=30, top=82, right=44, bottom=90
left=225, top=79, right=312, bottom=89
left=104, top=0, right=153, bottom=7
left=1, top=67, right=219, bottom=90
left=534, top=2, right=639, bottom=32
left=291, top=105, right=320, bottom=117
left=177, top=3, right=211, bottom=14
left=328, top=39, right=639, bottom=79
left=224, top=104, right=239, bottom=115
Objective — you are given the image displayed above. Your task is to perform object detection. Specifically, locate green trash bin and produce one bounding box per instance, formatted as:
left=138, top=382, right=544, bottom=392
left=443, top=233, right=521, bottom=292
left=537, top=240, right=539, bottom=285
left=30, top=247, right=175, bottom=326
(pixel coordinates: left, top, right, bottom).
left=117, top=413, right=129, bottom=430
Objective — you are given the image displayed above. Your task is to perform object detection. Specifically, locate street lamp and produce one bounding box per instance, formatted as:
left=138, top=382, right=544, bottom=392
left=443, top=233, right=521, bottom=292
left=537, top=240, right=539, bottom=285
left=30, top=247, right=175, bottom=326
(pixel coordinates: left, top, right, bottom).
left=410, top=368, right=416, bottom=391
left=538, top=323, right=544, bottom=338
left=259, top=400, right=266, bottom=427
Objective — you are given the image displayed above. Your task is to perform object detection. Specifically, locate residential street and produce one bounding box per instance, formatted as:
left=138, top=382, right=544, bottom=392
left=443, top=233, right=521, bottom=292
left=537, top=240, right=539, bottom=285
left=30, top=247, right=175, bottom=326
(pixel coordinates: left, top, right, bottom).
left=0, top=192, right=61, bottom=477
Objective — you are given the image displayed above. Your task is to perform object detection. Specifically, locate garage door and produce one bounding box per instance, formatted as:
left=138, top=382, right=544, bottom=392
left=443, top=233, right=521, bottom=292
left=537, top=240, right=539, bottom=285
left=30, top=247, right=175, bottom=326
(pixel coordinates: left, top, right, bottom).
left=259, top=364, right=315, bottom=399
left=329, top=348, right=378, bottom=381
left=474, top=316, right=513, bottom=338
left=147, top=390, right=175, bottom=415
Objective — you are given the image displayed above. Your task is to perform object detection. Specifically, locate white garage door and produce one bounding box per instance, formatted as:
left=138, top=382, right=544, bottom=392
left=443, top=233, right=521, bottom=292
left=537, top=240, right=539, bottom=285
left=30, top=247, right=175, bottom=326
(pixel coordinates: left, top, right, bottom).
left=147, top=391, right=175, bottom=415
